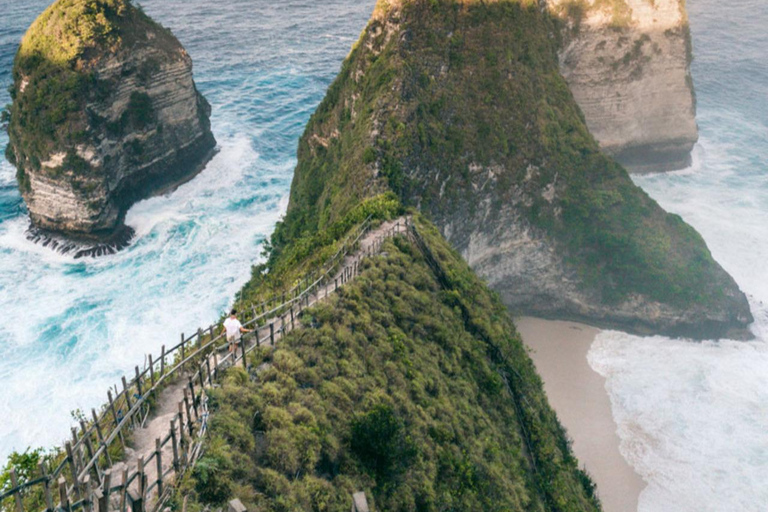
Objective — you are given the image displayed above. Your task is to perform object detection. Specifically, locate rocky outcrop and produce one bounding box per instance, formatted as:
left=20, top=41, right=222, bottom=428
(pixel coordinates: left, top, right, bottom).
left=6, top=0, right=215, bottom=250
left=451, top=198, right=752, bottom=340
left=280, top=0, right=753, bottom=339
left=547, top=0, right=698, bottom=173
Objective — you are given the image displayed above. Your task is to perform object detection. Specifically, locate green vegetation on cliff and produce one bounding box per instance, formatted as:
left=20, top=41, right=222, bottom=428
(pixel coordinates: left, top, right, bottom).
left=6, top=0, right=177, bottom=183
left=278, top=0, right=744, bottom=313
left=178, top=214, right=600, bottom=512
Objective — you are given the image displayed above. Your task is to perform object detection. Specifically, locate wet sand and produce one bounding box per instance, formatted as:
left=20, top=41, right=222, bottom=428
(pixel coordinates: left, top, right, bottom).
left=516, top=317, right=646, bottom=512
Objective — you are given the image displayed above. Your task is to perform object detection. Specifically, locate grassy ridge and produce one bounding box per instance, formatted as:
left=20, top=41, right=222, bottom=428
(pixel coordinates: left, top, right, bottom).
left=177, top=215, right=600, bottom=512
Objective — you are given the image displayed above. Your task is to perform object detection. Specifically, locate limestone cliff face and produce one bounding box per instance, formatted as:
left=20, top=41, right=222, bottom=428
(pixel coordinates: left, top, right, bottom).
left=450, top=198, right=751, bottom=339
left=281, top=0, right=753, bottom=340
left=547, top=0, right=698, bottom=173
left=6, top=0, right=215, bottom=247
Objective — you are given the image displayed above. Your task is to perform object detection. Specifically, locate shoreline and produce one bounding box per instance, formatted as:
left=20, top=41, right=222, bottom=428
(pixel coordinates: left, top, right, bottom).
left=516, top=317, right=646, bottom=512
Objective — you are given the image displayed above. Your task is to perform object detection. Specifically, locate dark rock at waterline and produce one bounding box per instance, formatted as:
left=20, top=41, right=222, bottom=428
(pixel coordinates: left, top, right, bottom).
left=26, top=224, right=135, bottom=259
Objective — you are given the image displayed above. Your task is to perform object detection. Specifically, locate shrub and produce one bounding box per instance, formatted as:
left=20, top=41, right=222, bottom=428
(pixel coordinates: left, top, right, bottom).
left=350, top=402, right=414, bottom=478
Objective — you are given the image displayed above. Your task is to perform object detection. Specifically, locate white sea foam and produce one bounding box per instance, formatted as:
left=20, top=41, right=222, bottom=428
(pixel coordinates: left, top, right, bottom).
left=0, top=134, right=282, bottom=455
left=589, top=324, right=768, bottom=512
left=587, top=5, right=768, bottom=504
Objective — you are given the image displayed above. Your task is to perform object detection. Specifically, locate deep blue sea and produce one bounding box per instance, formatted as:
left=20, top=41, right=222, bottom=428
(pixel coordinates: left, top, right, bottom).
left=1, top=1, right=767, bottom=510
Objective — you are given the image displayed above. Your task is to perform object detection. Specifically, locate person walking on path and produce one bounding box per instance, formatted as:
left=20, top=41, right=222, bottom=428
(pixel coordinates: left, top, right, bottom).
left=223, top=309, right=252, bottom=355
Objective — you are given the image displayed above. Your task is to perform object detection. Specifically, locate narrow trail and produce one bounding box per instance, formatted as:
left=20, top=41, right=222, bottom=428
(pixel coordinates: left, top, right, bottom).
left=119, top=216, right=411, bottom=508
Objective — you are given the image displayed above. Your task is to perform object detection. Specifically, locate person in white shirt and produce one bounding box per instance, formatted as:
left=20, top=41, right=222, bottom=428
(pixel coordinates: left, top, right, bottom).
left=222, top=309, right=252, bottom=354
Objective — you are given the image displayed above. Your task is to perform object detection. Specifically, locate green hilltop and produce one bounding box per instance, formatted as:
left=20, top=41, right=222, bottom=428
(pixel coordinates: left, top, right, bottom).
left=177, top=211, right=601, bottom=511
left=173, top=0, right=748, bottom=509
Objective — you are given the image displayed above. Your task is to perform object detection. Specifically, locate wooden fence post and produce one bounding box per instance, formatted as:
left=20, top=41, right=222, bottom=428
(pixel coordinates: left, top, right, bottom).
left=155, top=438, right=163, bottom=496
left=177, top=407, right=189, bottom=467
left=136, top=456, right=146, bottom=512
left=58, top=477, right=70, bottom=512
left=197, top=328, right=203, bottom=351
left=121, top=377, right=132, bottom=412
left=148, top=354, right=155, bottom=388
left=107, top=390, right=125, bottom=448
left=119, top=468, right=128, bottom=512
left=65, top=441, right=80, bottom=499
left=81, top=475, right=92, bottom=512
left=10, top=468, right=23, bottom=512
left=183, top=389, right=194, bottom=435
left=241, top=339, right=247, bottom=369
left=187, top=378, right=198, bottom=420
left=79, top=420, right=100, bottom=484
left=206, top=358, right=213, bottom=386
left=180, top=333, right=186, bottom=371
left=40, top=463, right=53, bottom=512
left=290, top=307, right=295, bottom=330
left=134, top=366, right=142, bottom=398
left=70, top=428, right=84, bottom=478
left=160, top=345, right=166, bottom=377
left=91, top=409, right=112, bottom=467
left=170, top=419, right=180, bottom=473
left=270, top=323, right=275, bottom=346
left=99, top=469, right=112, bottom=512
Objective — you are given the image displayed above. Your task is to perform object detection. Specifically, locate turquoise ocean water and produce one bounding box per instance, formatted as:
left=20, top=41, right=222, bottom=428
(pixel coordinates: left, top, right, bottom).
left=1, top=1, right=767, bottom=510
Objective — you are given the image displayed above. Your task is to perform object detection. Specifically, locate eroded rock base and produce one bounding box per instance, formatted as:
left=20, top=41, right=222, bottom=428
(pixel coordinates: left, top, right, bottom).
left=26, top=224, right=135, bottom=259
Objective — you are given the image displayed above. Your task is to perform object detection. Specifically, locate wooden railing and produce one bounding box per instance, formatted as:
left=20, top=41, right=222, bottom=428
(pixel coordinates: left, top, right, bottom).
left=0, top=216, right=410, bottom=512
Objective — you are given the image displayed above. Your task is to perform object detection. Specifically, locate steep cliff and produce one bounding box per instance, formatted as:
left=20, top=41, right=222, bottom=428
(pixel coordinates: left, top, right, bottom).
left=5, top=0, right=215, bottom=252
left=277, top=0, right=753, bottom=339
left=548, top=0, right=698, bottom=173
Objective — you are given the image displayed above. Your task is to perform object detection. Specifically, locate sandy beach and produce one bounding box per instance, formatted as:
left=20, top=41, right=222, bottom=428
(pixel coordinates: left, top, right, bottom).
left=516, top=317, right=646, bottom=512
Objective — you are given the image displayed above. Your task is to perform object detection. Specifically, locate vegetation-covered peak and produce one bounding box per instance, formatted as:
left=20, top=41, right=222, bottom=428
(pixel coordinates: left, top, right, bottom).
left=17, top=0, right=132, bottom=70
left=280, top=0, right=752, bottom=335
left=7, top=0, right=183, bottom=186
left=179, top=214, right=602, bottom=511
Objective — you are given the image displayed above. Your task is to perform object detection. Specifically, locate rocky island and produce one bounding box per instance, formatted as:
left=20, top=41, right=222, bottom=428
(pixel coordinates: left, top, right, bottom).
left=279, top=0, right=752, bottom=339
left=5, top=0, right=216, bottom=255
left=548, top=0, right=699, bottom=173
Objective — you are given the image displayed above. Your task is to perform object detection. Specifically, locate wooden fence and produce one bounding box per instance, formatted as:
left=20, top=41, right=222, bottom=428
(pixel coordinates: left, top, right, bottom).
left=0, top=217, right=410, bottom=512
